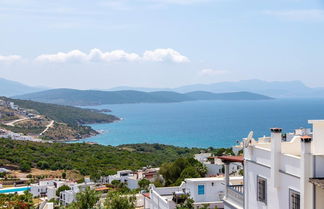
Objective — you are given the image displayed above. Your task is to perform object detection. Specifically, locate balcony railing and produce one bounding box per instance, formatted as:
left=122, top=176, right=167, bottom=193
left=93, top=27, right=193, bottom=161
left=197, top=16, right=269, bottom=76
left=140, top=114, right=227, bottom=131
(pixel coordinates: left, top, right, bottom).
left=226, top=184, right=244, bottom=207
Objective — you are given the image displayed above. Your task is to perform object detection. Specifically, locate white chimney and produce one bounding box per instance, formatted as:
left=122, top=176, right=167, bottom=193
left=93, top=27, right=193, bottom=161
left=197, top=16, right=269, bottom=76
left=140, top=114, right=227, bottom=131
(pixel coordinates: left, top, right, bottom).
left=300, top=136, right=313, bottom=209
left=270, top=127, right=282, bottom=188
left=308, top=120, right=324, bottom=155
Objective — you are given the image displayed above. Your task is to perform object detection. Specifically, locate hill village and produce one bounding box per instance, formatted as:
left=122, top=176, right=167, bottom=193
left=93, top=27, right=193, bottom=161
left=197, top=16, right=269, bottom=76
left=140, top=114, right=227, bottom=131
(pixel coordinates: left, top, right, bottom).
left=0, top=99, right=46, bottom=142
left=1, top=119, right=324, bottom=209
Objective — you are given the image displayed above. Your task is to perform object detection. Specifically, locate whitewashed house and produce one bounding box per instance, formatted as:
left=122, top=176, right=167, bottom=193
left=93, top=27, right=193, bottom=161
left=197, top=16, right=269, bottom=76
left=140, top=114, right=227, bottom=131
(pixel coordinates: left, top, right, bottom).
left=100, top=168, right=160, bottom=190
left=223, top=120, right=324, bottom=209
left=194, top=153, right=242, bottom=176
left=144, top=176, right=243, bottom=209
left=30, top=180, right=67, bottom=199
left=99, top=170, right=139, bottom=189
left=59, top=181, right=96, bottom=206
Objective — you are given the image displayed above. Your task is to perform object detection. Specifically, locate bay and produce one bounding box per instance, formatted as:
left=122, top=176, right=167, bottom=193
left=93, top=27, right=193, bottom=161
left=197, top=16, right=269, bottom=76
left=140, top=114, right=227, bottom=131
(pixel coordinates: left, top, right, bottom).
left=78, top=99, right=324, bottom=148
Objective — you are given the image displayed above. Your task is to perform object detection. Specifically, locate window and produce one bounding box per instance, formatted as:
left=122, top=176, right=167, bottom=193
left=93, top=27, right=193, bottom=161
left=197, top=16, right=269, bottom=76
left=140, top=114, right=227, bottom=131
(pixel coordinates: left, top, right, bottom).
left=198, top=185, right=205, bottom=195
left=289, top=189, right=300, bottom=209
left=257, top=176, right=267, bottom=204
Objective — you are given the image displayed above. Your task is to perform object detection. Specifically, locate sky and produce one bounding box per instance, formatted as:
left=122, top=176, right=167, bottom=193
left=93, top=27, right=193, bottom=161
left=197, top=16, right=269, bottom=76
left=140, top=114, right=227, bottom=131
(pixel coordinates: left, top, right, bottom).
left=0, top=0, right=324, bottom=89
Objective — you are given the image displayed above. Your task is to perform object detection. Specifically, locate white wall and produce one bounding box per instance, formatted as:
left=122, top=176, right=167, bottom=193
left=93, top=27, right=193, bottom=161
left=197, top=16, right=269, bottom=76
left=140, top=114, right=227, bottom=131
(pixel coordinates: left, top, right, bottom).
left=186, top=180, right=225, bottom=203
left=205, top=164, right=223, bottom=176
left=316, top=187, right=324, bottom=209
left=245, top=160, right=300, bottom=209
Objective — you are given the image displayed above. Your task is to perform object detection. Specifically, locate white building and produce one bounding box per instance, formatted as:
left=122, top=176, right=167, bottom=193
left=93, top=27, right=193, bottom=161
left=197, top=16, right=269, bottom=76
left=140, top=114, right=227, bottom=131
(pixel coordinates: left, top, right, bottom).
left=100, top=168, right=160, bottom=190
left=194, top=153, right=242, bottom=176
left=30, top=180, right=67, bottom=199
left=145, top=176, right=243, bottom=209
left=59, top=182, right=96, bottom=206
left=99, top=170, right=139, bottom=189
left=223, top=120, right=324, bottom=209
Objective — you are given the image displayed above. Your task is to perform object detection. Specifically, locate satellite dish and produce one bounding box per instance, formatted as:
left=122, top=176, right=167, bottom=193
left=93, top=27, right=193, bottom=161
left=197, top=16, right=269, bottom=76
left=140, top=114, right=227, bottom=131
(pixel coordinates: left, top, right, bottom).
left=244, top=131, right=254, bottom=148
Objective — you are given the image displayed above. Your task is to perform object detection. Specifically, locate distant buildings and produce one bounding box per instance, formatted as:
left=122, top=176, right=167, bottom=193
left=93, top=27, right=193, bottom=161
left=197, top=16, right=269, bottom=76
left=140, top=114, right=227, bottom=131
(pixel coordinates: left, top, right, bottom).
left=99, top=168, right=160, bottom=190
left=30, top=178, right=95, bottom=206
left=194, top=153, right=242, bottom=177
left=145, top=176, right=243, bottom=209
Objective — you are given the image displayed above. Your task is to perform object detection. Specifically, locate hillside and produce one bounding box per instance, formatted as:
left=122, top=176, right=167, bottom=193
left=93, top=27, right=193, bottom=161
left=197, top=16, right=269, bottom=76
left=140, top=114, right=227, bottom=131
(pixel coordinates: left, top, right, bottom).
left=5, top=97, right=119, bottom=126
left=0, top=97, right=119, bottom=141
left=15, top=89, right=272, bottom=106
left=0, top=78, right=46, bottom=97
left=0, top=139, right=206, bottom=177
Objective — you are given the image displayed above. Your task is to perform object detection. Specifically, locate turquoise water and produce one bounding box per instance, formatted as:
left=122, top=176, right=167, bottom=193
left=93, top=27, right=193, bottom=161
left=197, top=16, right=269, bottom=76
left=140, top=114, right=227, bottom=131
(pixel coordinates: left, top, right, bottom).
left=79, top=99, right=324, bottom=148
left=0, top=187, right=30, bottom=194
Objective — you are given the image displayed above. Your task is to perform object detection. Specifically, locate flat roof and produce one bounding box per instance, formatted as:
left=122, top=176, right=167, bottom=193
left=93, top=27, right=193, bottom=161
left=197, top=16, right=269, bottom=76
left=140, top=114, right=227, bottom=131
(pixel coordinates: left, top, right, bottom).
left=185, top=176, right=243, bottom=182
left=308, top=120, right=324, bottom=124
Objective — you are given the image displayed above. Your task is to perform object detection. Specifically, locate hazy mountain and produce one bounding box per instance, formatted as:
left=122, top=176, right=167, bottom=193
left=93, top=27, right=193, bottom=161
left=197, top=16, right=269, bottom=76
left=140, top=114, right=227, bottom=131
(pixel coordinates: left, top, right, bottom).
left=0, top=78, right=47, bottom=97
left=109, top=80, right=324, bottom=98
left=14, top=89, right=272, bottom=106
left=174, top=80, right=312, bottom=97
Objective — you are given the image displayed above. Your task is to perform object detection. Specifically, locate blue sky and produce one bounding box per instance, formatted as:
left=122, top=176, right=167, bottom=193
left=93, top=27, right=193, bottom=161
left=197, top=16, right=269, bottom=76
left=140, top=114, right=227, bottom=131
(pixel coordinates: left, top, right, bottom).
left=0, top=0, right=324, bottom=89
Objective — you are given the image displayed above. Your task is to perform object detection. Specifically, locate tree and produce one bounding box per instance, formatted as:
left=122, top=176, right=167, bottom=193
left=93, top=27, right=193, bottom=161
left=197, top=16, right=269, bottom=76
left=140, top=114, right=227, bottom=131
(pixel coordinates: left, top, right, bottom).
left=138, top=179, right=150, bottom=190
left=56, top=185, right=71, bottom=196
left=159, top=158, right=206, bottom=186
left=37, top=161, right=49, bottom=169
left=62, top=172, right=67, bottom=179
left=69, top=187, right=100, bottom=209
left=176, top=198, right=194, bottom=209
left=105, top=192, right=135, bottom=209
left=20, top=162, right=31, bottom=172
left=0, top=191, right=34, bottom=209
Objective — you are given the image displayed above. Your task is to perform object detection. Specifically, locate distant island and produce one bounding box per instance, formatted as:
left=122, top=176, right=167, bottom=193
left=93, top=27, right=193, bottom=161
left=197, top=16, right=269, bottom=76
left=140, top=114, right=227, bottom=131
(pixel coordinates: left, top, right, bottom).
left=14, top=89, right=273, bottom=106
left=0, top=97, right=119, bottom=141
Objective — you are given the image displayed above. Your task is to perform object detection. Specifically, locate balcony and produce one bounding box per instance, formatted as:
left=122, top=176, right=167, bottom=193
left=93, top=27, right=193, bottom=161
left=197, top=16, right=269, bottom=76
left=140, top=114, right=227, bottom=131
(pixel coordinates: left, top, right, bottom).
left=225, top=184, right=244, bottom=208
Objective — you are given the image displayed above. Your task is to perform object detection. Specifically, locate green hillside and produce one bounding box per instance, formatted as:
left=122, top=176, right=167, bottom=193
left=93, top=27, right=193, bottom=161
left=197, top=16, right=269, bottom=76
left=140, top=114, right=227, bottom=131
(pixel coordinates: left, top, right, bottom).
left=0, top=139, right=204, bottom=177
left=3, top=97, right=119, bottom=126
left=15, top=89, right=273, bottom=106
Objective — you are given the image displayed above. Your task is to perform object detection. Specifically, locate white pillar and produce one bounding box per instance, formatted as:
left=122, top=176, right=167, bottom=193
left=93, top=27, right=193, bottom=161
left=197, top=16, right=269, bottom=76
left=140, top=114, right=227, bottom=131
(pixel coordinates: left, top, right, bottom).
left=300, top=136, right=313, bottom=209
left=270, top=127, right=282, bottom=188
left=224, top=163, right=230, bottom=198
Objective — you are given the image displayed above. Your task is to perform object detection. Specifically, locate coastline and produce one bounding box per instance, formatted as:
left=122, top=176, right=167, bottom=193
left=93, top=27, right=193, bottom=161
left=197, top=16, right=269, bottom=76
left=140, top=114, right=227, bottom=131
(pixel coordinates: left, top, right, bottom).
left=60, top=118, right=122, bottom=143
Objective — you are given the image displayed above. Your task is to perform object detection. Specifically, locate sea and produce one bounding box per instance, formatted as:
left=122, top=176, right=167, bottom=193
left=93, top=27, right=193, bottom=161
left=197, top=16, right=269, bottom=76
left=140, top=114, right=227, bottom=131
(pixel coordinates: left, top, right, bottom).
left=78, top=99, right=324, bottom=148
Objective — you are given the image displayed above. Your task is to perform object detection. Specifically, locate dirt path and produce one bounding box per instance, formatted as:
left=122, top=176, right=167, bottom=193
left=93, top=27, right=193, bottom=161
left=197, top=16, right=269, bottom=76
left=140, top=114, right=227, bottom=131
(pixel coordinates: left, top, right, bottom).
left=5, top=118, right=28, bottom=126
left=40, top=120, right=54, bottom=135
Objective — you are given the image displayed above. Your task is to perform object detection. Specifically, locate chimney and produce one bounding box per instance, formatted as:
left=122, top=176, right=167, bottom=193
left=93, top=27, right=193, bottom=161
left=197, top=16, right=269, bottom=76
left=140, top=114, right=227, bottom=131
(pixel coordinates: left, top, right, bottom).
left=270, top=127, right=282, bottom=188
left=300, top=136, right=313, bottom=209
left=308, top=120, right=324, bottom=155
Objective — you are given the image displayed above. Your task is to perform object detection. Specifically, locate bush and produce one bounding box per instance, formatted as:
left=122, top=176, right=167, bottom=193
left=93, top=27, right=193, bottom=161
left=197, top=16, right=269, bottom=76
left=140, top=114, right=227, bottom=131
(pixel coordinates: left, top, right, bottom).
left=20, top=162, right=31, bottom=172
left=37, top=161, right=49, bottom=169
left=138, top=179, right=150, bottom=190
left=56, top=185, right=71, bottom=196
left=105, top=192, right=135, bottom=209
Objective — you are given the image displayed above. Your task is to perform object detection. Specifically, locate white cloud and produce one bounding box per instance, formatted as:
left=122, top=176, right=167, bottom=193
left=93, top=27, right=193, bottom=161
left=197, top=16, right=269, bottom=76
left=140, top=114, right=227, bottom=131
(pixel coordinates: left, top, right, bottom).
left=35, top=48, right=189, bottom=63
left=199, top=68, right=227, bottom=76
left=264, top=9, right=324, bottom=21
left=0, top=55, right=22, bottom=63
left=143, top=48, right=189, bottom=63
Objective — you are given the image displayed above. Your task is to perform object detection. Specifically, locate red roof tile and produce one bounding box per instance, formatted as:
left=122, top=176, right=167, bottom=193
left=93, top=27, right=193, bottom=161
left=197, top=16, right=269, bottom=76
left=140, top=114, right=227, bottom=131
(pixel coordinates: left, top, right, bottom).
left=217, top=156, right=244, bottom=163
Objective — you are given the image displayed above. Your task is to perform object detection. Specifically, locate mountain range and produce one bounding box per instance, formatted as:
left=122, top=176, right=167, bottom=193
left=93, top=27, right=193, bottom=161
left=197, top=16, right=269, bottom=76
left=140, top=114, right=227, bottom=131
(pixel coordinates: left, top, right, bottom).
left=2, top=77, right=324, bottom=106
left=109, top=80, right=324, bottom=98
left=0, top=78, right=47, bottom=97
left=14, top=89, right=272, bottom=106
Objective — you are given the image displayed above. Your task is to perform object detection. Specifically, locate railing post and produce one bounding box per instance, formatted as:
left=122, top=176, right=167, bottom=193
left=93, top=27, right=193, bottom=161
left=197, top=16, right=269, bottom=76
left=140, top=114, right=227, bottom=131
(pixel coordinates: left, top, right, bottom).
left=224, top=162, right=230, bottom=198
